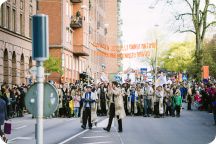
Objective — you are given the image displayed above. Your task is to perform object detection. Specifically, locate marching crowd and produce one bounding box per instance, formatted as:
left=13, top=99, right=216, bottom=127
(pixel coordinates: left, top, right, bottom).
left=0, top=79, right=216, bottom=141
left=0, top=80, right=215, bottom=120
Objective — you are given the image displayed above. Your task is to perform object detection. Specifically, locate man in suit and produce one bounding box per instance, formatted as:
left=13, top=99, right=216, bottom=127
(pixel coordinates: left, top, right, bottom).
left=81, top=85, right=96, bottom=129
left=0, top=96, right=8, bottom=142
left=103, top=81, right=126, bottom=132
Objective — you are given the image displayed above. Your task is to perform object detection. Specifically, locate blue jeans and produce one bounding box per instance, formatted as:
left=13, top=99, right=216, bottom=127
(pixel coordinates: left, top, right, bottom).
left=74, top=107, right=79, bottom=117
left=144, top=99, right=151, bottom=116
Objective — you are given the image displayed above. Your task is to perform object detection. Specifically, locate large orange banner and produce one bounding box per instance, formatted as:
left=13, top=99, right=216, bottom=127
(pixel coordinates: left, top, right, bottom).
left=92, top=42, right=156, bottom=58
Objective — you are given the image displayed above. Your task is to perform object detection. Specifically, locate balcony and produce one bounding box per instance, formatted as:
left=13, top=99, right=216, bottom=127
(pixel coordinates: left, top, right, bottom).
left=70, top=17, right=82, bottom=29
left=73, top=45, right=89, bottom=56
left=70, top=0, right=82, bottom=3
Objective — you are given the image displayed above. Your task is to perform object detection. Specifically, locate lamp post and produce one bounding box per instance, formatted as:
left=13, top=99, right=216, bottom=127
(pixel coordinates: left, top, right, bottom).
left=154, top=39, right=158, bottom=84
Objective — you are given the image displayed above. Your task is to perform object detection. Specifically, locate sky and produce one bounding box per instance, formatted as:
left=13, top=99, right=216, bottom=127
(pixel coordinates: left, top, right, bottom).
left=120, top=0, right=216, bottom=71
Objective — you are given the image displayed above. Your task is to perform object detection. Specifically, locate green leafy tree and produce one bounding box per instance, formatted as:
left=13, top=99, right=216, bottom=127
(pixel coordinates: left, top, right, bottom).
left=160, top=0, right=216, bottom=74
left=44, top=56, right=63, bottom=75
left=187, top=35, right=216, bottom=78
left=159, top=41, right=195, bottom=72
left=203, top=36, right=216, bottom=77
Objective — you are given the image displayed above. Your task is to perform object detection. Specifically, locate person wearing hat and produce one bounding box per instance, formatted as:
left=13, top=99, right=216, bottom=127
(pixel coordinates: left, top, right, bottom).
left=81, top=85, right=97, bottom=129
left=154, top=86, right=163, bottom=118
left=174, top=89, right=182, bottom=117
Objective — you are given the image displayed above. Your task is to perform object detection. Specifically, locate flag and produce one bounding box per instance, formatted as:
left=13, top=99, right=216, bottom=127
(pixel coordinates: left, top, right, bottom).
left=155, top=75, right=167, bottom=87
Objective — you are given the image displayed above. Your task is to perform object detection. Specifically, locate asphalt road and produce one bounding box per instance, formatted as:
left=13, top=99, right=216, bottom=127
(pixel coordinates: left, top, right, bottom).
left=6, top=107, right=216, bottom=144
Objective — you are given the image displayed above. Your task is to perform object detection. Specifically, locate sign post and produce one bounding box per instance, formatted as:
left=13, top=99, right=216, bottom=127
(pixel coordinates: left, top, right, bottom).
left=32, top=14, right=49, bottom=144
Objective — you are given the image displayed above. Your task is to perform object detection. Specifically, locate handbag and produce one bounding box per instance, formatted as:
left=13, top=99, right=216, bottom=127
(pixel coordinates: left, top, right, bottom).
left=4, top=122, right=11, bottom=134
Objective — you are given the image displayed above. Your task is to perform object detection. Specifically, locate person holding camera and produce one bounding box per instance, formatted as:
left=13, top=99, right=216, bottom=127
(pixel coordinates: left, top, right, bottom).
left=103, top=81, right=126, bottom=132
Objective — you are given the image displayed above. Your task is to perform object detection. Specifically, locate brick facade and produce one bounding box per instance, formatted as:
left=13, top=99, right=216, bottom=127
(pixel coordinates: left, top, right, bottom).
left=0, top=0, right=36, bottom=85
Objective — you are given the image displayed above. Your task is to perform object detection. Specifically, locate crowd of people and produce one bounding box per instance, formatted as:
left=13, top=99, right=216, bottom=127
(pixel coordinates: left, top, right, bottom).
left=0, top=78, right=216, bottom=141
left=0, top=83, right=27, bottom=119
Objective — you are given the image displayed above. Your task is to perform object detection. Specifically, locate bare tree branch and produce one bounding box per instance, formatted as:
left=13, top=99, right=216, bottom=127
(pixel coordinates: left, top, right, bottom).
left=184, top=0, right=193, bottom=11
left=201, top=0, right=210, bottom=40
left=178, top=29, right=196, bottom=34
left=205, top=21, right=216, bottom=29
left=207, top=10, right=216, bottom=14
left=175, top=13, right=193, bottom=20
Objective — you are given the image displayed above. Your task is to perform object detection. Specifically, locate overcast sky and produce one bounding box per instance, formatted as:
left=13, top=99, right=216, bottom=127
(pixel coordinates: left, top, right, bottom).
left=120, top=0, right=216, bottom=71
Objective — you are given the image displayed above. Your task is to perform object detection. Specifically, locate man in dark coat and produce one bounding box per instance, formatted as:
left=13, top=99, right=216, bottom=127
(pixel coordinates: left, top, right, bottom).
left=0, top=97, right=8, bottom=142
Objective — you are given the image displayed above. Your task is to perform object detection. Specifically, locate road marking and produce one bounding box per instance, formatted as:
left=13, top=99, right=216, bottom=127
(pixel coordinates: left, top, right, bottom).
left=82, top=141, right=112, bottom=144
left=97, top=118, right=113, bottom=128
left=113, top=126, right=124, bottom=144
left=81, top=136, right=109, bottom=139
left=8, top=137, right=34, bottom=143
left=10, top=120, right=26, bottom=124
left=13, top=125, right=27, bottom=130
left=58, top=129, right=89, bottom=144
left=91, top=130, right=104, bottom=133
left=59, top=118, right=106, bottom=144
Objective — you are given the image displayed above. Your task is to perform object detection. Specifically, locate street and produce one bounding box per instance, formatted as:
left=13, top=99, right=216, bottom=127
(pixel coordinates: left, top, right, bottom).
left=7, top=106, right=216, bottom=144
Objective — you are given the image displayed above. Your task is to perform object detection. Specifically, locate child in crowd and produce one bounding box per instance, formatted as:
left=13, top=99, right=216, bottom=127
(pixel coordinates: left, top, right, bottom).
left=73, top=90, right=81, bottom=117
left=194, top=91, right=202, bottom=110
left=174, top=89, right=182, bottom=117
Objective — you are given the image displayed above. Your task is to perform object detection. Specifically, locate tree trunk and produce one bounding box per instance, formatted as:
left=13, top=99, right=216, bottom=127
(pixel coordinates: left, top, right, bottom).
left=195, top=33, right=204, bottom=78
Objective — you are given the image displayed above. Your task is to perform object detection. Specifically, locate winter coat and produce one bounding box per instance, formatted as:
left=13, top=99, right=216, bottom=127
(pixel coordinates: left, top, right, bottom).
left=80, top=91, right=98, bottom=123
left=108, top=87, right=126, bottom=119
left=174, top=95, right=182, bottom=106
left=0, top=98, right=7, bottom=125
left=127, top=89, right=138, bottom=113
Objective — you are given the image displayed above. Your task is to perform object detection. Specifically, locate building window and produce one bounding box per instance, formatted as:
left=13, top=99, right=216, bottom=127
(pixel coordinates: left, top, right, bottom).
left=20, top=13, right=23, bottom=34
left=0, top=5, right=3, bottom=27
left=65, top=55, right=67, bottom=68
left=29, top=5, right=32, bottom=15
left=77, top=59, right=79, bottom=71
left=6, top=6, right=10, bottom=29
left=70, top=56, right=73, bottom=70
left=29, top=18, right=32, bottom=38
left=12, top=9, right=16, bottom=31
left=20, top=0, right=23, bottom=10
left=69, top=3, right=71, bottom=18
left=73, top=57, right=75, bottom=70
left=69, top=31, right=72, bottom=43
left=62, top=54, right=65, bottom=67
left=66, top=1, right=69, bottom=16
left=66, top=29, right=69, bottom=42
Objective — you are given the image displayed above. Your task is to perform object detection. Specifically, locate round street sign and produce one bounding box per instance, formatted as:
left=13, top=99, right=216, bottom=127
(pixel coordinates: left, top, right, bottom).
left=25, top=82, right=59, bottom=117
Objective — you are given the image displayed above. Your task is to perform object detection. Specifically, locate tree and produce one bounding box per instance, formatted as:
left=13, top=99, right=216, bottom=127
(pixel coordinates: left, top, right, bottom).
left=159, top=41, right=195, bottom=72
left=202, top=35, right=216, bottom=77
left=187, top=35, right=216, bottom=78
left=166, top=0, right=216, bottom=74
left=44, top=56, right=63, bottom=75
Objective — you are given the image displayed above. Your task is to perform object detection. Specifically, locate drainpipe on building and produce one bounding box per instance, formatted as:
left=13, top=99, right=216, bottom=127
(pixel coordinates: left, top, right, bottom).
left=61, top=0, right=64, bottom=83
